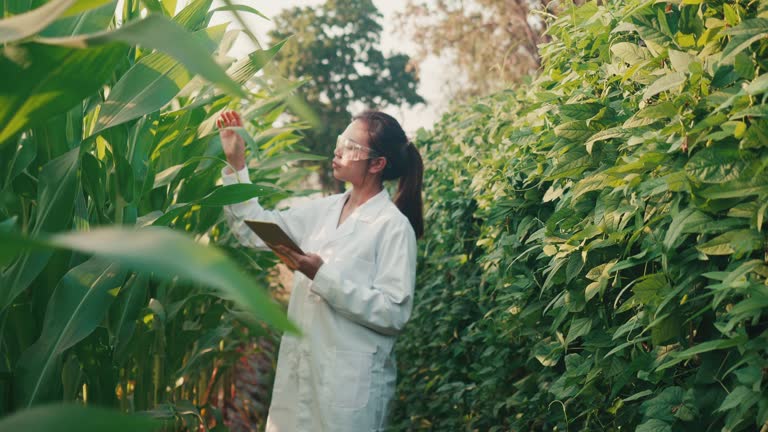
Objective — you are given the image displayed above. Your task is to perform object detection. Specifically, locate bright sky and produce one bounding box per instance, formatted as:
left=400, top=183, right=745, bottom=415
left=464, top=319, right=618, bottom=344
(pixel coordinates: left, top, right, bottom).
left=209, top=0, right=449, bottom=135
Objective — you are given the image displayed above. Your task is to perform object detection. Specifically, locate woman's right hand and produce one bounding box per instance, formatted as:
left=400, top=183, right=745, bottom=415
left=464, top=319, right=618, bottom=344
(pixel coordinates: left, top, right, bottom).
left=217, top=110, right=246, bottom=172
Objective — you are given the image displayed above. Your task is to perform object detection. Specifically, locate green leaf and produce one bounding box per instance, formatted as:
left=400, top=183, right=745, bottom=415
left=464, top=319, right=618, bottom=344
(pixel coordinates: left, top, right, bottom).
left=2, top=133, right=37, bottom=187
left=696, top=229, right=764, bottom=257
left=0, top=403, right=159, bottom=431
left=226, top=38, right=288, bottom=85
left=698, top=183, right=768, bottom=199
left=15, top=258, right=126, bottom=407
left=149, top=204, right=192, bottom=226
left=566, top=317, right=592, bottom=344
left=745, top=74, right=768, bottom=96
left=636, top=102, right=678, bottom=121
left=558, top=103, right=603, bottom=120
left=198, top=183, right=279, bottom=207
left=741, top=118, right=768, bottom=149
left=554, top=121, right=593, bottom=141
left=717, top=386, right=760, bottom=412
left=60, top=0, right=116, bottom=17
left=723, top=3, right=739, bottom=26
left=0, top=229, right=49, bottom=268
left=38, top=14, right=245, bottom=97
left=173, top=0, right=214, bottom=31
left=563, top=353, right=590, bottom=376
left=0, top=148, right=80, bottom=310
left=636, top=419, right=672, bottom=432
left=174, top=326, right=232, bottom=377
left=734, top=53, right=755, bottom=80
left=162, top=0, right=177, bottom=16
left=108, top=273, right=149, bottom=362
left=91, top=25, right=226, bottom=135
left=721, top=19, right=768, bottom=62
left=643, top=72, right=686, bottom=100
left=0, top=227, right=298, bottom=333
left=584, top=127, right=629, bottom=153
left=0, top=0, right=112, bottom=43
left=610, top=41, right=651, bottom=65
left=39, top=1, right=117, bottom=37
left=663, top=208, right=711, bottom=250
left=633, top=273, right=669, bottom=306
left=684, top=147, right=743, bottom=183
left=634, top=21, right=672, bottom=55
left=252, top=151, right=327, bottom=171
left=668, top=49, right=698, bottom=73
left=0, top=43, right=126, bottom=146
left=114, top=153, right=134, bottom=203
left=641, top=386, right=683, bottom=422
left=656, top=336, right=747, bottom=370
left=585, top=261, right=615, bottom=302
left=208, top=4, right=269, bottom=21
left=623, top=389, right=654, bottom=402
left=651, top=314, right=681, bottom=345
left=532, top=339, right=562, bottom=367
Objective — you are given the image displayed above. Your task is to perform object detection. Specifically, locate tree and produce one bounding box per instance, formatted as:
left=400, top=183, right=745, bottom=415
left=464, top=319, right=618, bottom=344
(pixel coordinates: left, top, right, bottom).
left=396, top=0, right=566, bottom=99
left=267, top=0, right=425, bottom=192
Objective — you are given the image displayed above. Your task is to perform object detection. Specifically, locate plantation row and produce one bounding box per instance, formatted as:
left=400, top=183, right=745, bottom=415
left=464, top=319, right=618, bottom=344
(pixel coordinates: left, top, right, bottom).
left=392, top=0, right=768, bottom=430
left=1, top=0, right=310, bottom=429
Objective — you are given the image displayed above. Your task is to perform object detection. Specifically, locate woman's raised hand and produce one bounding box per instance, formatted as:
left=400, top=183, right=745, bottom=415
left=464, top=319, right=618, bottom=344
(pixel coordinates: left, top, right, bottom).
left=217, top=110, right=246, bottom=172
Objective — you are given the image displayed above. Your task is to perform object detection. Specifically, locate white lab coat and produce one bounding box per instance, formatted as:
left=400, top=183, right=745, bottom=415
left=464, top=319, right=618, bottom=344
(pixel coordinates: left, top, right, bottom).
left=221, top=166, right=417, bottom=432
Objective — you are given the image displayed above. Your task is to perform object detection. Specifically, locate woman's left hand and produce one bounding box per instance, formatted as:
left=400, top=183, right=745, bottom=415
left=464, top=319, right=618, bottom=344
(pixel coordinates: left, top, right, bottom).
left=272, top=245, right=325, bottom=280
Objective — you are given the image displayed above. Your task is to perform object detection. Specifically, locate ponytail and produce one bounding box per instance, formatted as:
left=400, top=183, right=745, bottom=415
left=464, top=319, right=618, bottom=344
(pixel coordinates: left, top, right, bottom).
left=353, top=110, right=425, bottom=239
left=394, top=142, right=424, bottom=239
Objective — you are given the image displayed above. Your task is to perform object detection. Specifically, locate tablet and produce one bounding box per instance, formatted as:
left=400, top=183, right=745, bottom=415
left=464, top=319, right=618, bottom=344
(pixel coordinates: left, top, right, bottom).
left=244, top=220, right=305, bottom=255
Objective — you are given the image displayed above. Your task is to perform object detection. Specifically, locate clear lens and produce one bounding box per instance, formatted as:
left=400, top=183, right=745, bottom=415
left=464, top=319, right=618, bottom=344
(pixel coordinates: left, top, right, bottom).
left=335, top=135, right=376, bottom=161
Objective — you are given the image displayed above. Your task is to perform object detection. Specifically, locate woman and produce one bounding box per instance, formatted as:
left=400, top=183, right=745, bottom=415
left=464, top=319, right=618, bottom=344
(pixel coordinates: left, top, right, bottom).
left=217, top=109, right=423, bottom=432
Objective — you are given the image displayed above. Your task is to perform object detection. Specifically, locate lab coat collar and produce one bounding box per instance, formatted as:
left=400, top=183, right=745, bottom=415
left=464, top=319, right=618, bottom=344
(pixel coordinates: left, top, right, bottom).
left=318, top=187, right=391, bottom=250
left=344, top=187, right=390, bottom=223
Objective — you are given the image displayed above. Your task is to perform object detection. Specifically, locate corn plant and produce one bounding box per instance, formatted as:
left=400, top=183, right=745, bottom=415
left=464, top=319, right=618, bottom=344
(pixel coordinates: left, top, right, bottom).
left=394, top=0, right=768, bottom=430
left=0, top=0, right=322, bottom=429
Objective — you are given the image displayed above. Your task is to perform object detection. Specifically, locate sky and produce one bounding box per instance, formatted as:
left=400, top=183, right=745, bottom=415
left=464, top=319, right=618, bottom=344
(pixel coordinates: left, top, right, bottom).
left=208, top=0, right=449, bottom=135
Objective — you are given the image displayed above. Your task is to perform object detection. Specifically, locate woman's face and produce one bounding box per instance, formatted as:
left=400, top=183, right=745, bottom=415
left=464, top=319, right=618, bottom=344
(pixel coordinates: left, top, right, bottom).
left=332, top=119, right=381, bottom=184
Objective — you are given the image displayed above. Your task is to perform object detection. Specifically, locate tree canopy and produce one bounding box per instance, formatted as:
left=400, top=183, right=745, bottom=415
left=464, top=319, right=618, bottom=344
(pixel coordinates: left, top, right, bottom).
left=268, top=0, right=425, bottom=191
left=396, top=0, right=565, bottom=99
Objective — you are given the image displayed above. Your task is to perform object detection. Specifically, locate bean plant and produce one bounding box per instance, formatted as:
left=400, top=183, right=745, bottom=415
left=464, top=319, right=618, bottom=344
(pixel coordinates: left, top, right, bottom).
left=393, top=0, right=768, bottom=430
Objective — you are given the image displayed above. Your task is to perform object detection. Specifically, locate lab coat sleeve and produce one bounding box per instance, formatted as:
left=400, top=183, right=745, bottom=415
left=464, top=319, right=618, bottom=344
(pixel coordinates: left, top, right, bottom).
left=220, top=166, right=313, bottom=251
left=309, top=223, right=417, bottom=336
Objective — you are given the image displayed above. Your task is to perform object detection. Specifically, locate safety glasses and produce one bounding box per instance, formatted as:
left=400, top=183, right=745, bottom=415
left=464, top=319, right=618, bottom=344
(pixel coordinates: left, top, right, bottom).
left=335, top=135, right=379, bottom=161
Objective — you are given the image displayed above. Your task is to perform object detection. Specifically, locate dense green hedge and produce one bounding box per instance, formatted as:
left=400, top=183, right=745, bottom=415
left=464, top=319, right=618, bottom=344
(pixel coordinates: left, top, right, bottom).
left=0, top=0, right=312, bottom=427
left=392, top=0, right=768, bottom=430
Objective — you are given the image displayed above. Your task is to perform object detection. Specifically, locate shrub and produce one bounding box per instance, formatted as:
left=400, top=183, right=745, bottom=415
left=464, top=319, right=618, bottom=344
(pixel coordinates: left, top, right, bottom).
left=392, top=0, right=768, bottom=430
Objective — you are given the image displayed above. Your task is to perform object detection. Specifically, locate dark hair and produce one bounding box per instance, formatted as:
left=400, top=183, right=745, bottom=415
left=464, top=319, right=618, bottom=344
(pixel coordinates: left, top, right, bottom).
left=353, top=110, right=424, bottom=239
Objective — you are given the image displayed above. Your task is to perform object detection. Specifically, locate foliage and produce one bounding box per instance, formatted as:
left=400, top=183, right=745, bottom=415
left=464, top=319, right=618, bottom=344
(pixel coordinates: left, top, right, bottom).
left=0, top=0, right=317, bottom=428
left=392, top=0, right=768, bottom=430
left=396, top=0, right=567, bottom=99
left=0, top=403, right=159, bottom=431
left=267, top=0, right=424, bottom=191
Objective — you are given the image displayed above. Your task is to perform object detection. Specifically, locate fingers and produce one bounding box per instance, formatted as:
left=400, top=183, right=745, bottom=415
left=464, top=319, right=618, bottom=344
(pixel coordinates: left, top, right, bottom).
left=268, top=244, right=298, bottom=269
left=217, top=110, right=242, bottom=129
left=272, top=248, right=297, bottom=269
left=217, top=113, right=228, bottom=130
left=278, top=253, right=298, bottom=270
left=275, top=245, right=302, bottom=262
